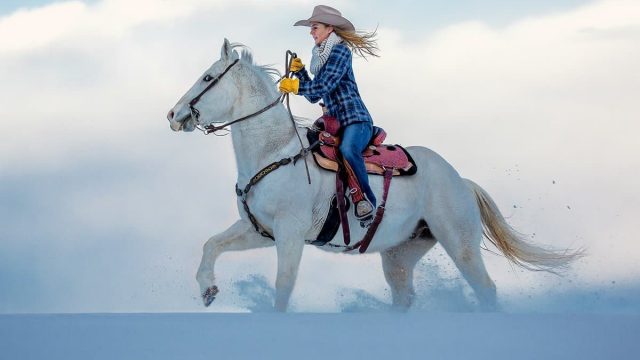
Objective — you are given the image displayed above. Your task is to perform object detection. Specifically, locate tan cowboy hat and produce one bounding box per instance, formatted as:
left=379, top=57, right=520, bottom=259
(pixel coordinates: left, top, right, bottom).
left=293, top=5, right=355, bottom=31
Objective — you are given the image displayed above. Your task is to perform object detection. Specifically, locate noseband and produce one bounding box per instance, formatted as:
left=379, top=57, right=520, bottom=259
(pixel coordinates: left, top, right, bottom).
left=186, top=58, right=282, bottom=135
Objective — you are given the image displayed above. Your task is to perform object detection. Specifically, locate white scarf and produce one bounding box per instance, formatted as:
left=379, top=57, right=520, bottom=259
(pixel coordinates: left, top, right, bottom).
left=310, top=32, right=343, bottom=75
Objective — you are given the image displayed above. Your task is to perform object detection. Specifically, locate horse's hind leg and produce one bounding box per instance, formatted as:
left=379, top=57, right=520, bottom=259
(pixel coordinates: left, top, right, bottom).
left=196, top=220, right=274, bottom=307
left=381, top=236, right=437, bottom=311
left=436, top=223, right=498, bottom=310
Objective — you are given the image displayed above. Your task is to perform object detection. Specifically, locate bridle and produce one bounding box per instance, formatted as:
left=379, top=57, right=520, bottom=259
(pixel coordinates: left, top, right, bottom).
left=186, top=52, right=296, bottom=136
left=180, top=50, right=392, bottom=253
left=185, top=50, right=312, bottom=183
left=183, top=50, right=316, bottom=239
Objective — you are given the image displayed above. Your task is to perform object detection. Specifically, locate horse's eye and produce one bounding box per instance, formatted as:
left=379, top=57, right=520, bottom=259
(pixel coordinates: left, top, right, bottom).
left=203, top=75, right=213, bottom=82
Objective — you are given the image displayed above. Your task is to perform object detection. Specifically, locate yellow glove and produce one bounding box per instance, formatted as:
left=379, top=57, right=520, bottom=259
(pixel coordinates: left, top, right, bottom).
left=279, top=78, right=299, bottom=94
left=290, top=57, right=304, bottom=73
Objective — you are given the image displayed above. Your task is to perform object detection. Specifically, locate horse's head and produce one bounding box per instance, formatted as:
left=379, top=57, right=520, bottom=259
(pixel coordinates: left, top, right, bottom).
left=167, top=38, right=242, bottom=132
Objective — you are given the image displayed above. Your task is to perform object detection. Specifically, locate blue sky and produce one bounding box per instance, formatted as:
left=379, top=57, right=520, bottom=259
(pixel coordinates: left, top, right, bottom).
left=0, top=0, right=593, bottom=27
left=0, top=0, right=95, bottom=14
left=1, top=0, right=639, bottom=313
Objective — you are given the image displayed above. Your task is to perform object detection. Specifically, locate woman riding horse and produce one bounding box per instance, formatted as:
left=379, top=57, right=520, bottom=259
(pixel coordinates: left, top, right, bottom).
left=279, top=5, right=379, bottom=220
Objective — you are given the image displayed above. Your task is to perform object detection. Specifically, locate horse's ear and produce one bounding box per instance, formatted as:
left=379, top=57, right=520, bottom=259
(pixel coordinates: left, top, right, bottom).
left=221, top=38, right=231, bottom=60
left=221, top=38, right=240, bottom=62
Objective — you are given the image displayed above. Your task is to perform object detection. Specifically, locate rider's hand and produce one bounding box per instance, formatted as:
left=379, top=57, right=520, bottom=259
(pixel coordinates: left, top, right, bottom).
left=279, top=78, right=299, bottom=94
left=290, top=57, right=304, bottom=73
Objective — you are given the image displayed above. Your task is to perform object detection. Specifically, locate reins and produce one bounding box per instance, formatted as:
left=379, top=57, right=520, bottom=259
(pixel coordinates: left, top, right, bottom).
left=185, top=50, right=318, bottom=240
left=198, top=96, right=282, bottom=135
left=186, top=50, right=392, bottom=252
left=280, top=50, right=312, bottom=185
left=188, top=50, right=311, bottom=184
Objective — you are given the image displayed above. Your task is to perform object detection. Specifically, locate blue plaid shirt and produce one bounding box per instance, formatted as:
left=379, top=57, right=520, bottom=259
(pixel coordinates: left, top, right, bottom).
left=295, top=44, right=373, bottom=127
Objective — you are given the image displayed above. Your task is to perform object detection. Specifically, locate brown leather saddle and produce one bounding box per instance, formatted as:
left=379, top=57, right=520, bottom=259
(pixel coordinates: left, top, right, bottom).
left=306, top=115, right=418, bottom=253
left=308, top=116, right=417, bottom=178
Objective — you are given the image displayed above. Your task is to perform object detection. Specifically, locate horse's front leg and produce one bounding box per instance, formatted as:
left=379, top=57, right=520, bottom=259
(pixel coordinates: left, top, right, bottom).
left=272, top=217, right=307, bottom=312
left=196, top=220, right=274, bottom=307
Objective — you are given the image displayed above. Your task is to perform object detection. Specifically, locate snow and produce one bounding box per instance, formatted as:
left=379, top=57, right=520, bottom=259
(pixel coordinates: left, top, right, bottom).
left=1, top=312, right=638, bottom=359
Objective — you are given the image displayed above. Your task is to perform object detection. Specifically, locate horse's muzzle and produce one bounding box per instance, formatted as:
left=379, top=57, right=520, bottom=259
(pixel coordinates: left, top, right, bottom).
left=167, top=106, right=194, bottom=132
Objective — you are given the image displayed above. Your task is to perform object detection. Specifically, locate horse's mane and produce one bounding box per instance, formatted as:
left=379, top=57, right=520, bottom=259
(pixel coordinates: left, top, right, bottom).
left=230, top=43, right=281, bottom=81
left=232, top=43, right=313, bottom=128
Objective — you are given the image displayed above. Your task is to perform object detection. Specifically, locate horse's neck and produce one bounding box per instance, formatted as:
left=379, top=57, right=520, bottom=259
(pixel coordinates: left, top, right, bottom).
left=230, top=99, right=298, bottom=182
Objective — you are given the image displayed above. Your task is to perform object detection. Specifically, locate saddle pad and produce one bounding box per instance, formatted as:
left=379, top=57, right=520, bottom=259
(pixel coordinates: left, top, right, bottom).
left=313, top=143, right=417, bottom=176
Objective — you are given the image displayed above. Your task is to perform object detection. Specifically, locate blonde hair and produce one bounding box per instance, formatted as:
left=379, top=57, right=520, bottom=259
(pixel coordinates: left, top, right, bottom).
left=333, top=27, right=380, bottom=58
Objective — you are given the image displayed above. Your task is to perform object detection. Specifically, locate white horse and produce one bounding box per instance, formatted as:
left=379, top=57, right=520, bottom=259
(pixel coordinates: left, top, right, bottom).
left=167, top=39, right=581, bottom=311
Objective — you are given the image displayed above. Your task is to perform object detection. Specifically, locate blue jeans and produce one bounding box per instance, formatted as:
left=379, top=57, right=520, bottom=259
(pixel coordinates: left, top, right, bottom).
left=339, top=122, right=376, bottom=207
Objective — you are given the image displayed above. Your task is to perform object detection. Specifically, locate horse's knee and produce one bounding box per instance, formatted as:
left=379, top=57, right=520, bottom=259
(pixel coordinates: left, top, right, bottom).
left=202, top=236, right=222, bottom=257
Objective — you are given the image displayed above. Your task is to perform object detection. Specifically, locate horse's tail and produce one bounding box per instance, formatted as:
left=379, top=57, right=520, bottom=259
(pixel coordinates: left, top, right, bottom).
left=464, top=179, right=584, bottom=273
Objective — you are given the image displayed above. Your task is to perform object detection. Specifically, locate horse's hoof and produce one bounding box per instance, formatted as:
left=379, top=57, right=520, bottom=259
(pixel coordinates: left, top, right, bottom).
left=202, top=286, right=219, bottom=307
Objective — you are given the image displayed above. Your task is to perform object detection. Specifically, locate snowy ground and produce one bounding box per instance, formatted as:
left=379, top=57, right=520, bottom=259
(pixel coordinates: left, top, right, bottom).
left=2, top=246, right=639, bottom=359
left=1, top=312, right=638, bottom=359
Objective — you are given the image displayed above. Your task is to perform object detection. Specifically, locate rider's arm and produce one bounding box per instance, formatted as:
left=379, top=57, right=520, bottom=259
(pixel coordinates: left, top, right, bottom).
left=297, top=45, right=350, bottom=99
left=294, top=67, right=312, bottom=82
left=294, top=68, right=321, bottom=103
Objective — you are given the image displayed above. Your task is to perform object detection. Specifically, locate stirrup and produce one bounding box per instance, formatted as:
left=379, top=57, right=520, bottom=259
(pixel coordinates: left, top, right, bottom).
left=355, top=200, right=373, bottom=220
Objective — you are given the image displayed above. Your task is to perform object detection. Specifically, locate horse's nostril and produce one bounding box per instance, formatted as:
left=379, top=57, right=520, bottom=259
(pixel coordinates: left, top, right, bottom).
left=167, top=110, right=175, bottom=120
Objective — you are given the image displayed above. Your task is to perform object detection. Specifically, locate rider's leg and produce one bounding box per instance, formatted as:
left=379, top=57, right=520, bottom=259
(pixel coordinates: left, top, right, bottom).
left=340, top=121, right=377, bottom=208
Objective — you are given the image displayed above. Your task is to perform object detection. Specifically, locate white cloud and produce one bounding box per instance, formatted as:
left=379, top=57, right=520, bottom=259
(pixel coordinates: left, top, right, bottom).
left=0, top=0, right=314, bottom=172
left=355, top=0, right=639, bottom=182
left=0, top=0, right=316, bottom=55
left=0, top=0, right=205, bottom=53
